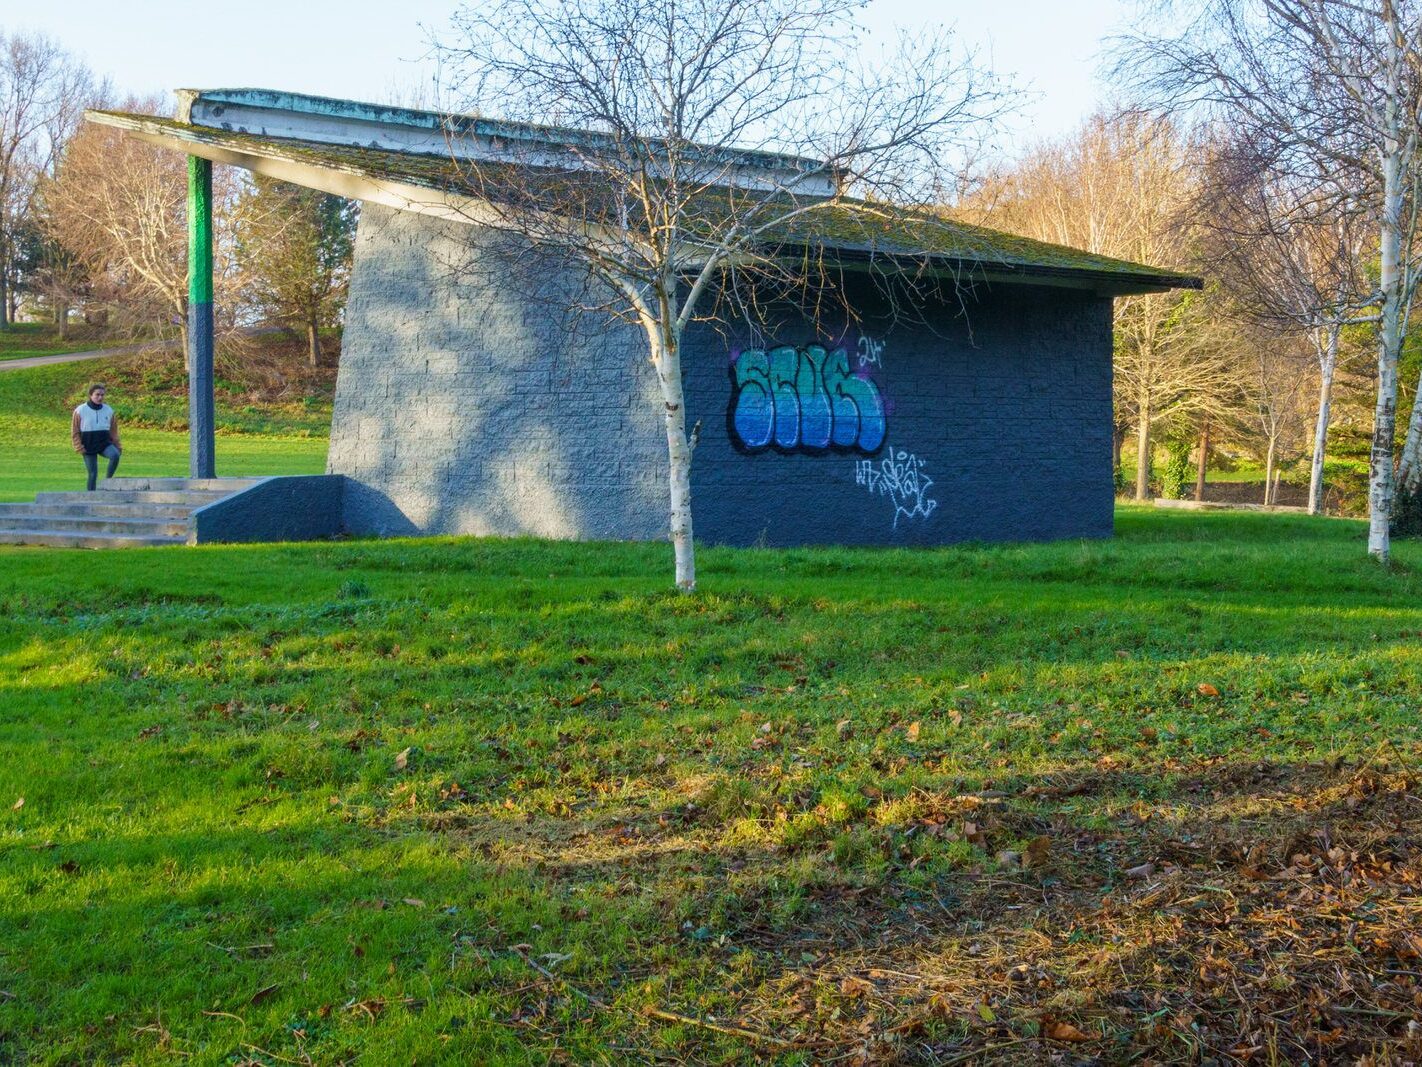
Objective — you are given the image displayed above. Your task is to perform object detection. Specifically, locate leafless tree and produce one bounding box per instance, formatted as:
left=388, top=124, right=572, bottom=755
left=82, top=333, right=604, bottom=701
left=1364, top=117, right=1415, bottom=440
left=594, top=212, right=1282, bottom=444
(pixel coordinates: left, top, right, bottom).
left=1196, top=138, right=1373, bottom=513
left=234, top=175, right=356, bottom=368
left=958, top=113, right=1241, bottom=499
left=1115, top=0, right=1422, bottom=560
left=0, top=29, right=97, bottom=326
left=43, top=95, right=243, bottom=366
left=432, top=0, right=1015, bottom=590
left=1242, top=329, right=1314, bottom=504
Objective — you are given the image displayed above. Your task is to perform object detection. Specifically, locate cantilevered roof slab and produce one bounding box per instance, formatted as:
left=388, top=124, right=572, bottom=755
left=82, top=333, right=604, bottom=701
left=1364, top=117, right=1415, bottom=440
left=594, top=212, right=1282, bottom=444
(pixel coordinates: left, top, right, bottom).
left=86, top=91, right=1202, bottom=296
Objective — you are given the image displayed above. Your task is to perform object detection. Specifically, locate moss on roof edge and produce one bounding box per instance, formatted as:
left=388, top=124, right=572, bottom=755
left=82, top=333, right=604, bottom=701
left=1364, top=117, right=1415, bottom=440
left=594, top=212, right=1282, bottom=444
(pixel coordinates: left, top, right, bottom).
left=86, top=110, right=1202, bottom=290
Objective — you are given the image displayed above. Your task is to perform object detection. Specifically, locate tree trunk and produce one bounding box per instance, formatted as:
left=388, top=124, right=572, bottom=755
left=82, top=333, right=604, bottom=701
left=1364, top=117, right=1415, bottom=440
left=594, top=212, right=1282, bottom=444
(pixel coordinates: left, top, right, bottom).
left=0, top=267, right=9, bottom=328
left=55, top=303, right=69, bottom=342
left=1263, top=435, right=1277, bottom=506
left=649, top=328, right=696, bottom=591
left=1400, top=387, right=1422, bottom=494
left=1134, top=402, right=1152, bottom=501
left=306, top=317, right=321, bottom=369
left=1194, top=420, right=1209, bottom=501
left=1308, top=328, right=1337, bottom=516
left=1369, top=145, right=1404, bottom=562
left=1112, top=423, right=1127, bottom=488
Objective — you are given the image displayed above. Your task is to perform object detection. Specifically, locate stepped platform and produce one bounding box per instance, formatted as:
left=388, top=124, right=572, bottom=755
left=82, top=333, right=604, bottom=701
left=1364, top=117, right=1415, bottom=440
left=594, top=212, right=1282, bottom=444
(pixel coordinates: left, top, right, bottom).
left=0, top=476, right=343, bottom=548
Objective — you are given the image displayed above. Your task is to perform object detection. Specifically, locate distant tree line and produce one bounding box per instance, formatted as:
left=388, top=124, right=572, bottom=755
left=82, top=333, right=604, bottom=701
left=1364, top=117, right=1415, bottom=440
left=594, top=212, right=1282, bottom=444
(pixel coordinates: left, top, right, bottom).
left=1107, top=0, right=1422, bottom=559
left=0, top=29, right=356, bottom=368
left=955, top=112, right=1380, bottom=519
left=954, top=0, right=1422, bottom=555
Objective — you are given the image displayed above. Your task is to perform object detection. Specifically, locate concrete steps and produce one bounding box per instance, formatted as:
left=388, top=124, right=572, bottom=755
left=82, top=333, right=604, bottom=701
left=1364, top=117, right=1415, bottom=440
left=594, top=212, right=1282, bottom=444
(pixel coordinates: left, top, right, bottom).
left=0, top=530, right=186, bottom=549
left=0, top=502, right=195, bottom=520
left=36, top=489, right=234, bottom=506
left=0, top=477, right=260, bottom=549
left=0, top=514, right=190, bottom=537
left=98, top=477, right=261, bottom=492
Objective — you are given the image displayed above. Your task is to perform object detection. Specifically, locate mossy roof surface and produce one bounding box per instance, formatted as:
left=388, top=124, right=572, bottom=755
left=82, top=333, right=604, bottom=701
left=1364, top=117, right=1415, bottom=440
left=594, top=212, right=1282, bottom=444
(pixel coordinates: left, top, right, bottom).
left=90, top=111, right=1201, bottom=291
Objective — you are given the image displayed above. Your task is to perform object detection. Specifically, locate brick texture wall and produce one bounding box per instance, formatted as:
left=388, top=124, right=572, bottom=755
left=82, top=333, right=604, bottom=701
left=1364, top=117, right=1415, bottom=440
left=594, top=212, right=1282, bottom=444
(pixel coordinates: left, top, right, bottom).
left=330, top=205, right=1116, bottom=546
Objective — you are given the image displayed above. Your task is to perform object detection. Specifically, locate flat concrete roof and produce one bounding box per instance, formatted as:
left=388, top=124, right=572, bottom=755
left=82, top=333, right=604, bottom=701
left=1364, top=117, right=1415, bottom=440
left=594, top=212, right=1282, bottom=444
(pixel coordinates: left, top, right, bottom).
left=86, top=101, right=1203, bottom=296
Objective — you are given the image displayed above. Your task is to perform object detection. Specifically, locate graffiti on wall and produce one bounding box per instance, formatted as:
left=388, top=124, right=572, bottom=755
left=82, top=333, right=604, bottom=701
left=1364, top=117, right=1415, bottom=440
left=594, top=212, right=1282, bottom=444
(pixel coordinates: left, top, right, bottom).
left=728, top=344, right=886, bottom=454
left=856, top=335, right=884, bottom=369
left=855, top=447, right=938, bottom=528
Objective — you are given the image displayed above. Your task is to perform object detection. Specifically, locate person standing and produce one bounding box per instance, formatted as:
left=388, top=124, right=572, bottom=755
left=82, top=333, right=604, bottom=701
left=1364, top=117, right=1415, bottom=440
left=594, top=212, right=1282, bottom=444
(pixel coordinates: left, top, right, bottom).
left=71, top=384, right=122, bottom=491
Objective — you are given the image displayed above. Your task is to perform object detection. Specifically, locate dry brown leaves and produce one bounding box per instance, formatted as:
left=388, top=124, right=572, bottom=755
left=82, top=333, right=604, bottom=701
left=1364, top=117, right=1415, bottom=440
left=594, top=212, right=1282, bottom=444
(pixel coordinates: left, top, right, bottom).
left=706, top=760, right=1422, bottom=1063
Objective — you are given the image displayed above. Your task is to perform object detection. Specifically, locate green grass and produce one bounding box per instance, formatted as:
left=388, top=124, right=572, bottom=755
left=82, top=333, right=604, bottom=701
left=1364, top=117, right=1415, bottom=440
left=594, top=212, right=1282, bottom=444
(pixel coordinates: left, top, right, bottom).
left=0, top=358, right=326, bottom=500
left=1, top=509, right=1421, bottom=1063
left=0, top=323, right=108, bottom=362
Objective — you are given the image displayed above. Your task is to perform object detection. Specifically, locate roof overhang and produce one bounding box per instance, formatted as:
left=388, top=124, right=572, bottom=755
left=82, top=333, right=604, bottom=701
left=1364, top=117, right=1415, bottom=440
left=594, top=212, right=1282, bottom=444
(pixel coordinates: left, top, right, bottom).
left=789, top=245, right=1202, bottom=297
left=87, top=109, right=490, bottom=226
left=172, top=87, right=838, bottom=196
left=85, top=105, right=1204, bottom=297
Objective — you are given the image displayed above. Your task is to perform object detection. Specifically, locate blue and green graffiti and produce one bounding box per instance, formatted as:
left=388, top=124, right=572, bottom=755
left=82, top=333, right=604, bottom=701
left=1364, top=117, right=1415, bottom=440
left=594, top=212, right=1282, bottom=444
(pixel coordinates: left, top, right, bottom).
left=728, top=344, right=886, bottom=454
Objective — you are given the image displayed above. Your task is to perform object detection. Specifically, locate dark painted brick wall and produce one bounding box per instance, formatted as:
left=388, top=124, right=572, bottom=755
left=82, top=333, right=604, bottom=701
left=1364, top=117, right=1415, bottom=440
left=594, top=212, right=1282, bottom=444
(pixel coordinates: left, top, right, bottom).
left=331, top=207, right=1116, bottom=546
left=191, top=476, right=345, bottom=543
left=679, top=281, right=1116, bottom=547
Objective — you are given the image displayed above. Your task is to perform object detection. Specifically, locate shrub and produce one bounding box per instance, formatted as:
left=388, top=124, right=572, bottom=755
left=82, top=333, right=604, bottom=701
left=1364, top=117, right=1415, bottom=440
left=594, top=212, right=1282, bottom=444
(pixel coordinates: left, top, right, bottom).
left=1160, top=439, right=1194, bottom=500
left=1393, top=482, right=1422, bottom=537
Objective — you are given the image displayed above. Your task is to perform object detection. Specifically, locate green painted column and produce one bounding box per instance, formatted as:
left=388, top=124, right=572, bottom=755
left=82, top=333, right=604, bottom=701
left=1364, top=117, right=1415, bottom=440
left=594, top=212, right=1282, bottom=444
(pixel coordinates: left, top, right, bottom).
left=188, top=155, right=216, bottom=479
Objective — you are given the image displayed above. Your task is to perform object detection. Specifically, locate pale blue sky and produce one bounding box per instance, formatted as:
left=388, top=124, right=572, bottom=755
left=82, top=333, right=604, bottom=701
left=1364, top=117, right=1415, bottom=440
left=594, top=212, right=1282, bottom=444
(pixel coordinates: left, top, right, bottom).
left=5, top=0, right=1131, bottom=154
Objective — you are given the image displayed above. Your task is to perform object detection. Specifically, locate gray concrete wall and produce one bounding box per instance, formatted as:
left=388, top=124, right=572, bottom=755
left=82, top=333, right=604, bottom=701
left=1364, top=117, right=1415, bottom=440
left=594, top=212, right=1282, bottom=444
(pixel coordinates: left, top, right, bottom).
left=330, top=205, right=666, bottom=540
left=330, top=206, right=1115, bottom=546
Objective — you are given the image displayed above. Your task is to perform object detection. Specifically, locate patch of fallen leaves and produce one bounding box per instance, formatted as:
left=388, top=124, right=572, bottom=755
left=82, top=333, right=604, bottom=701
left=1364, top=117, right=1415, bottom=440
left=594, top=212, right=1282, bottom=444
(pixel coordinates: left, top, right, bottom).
left=676, top=760, right=1422, bottom=1063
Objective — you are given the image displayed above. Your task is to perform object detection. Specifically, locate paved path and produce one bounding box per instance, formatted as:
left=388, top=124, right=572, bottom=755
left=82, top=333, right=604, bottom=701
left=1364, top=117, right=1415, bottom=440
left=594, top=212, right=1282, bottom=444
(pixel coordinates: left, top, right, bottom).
left=0, top=341, right=166, bottom=372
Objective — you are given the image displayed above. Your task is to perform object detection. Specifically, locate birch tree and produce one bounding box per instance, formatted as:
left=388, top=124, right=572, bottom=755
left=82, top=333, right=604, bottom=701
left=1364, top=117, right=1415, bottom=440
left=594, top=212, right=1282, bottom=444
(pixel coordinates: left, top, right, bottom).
left=1198, top=140, right=1373, bottom=513
left=1117, top=0, right=1422, bottom=560
left=434, top=0, right=1014, bottom=590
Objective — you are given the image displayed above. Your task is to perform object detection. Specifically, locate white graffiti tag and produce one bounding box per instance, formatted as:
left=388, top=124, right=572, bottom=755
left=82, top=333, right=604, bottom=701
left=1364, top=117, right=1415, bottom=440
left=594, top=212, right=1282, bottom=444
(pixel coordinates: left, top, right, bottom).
left=855, top=448, right=938, bottom=528
left=856, top=335, right=885, bottom=368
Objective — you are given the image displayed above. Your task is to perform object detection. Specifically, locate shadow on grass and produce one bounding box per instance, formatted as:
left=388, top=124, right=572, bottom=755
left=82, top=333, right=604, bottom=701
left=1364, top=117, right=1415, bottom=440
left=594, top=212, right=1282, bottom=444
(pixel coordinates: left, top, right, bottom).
left=7, top=758, right=1419, bottom=1064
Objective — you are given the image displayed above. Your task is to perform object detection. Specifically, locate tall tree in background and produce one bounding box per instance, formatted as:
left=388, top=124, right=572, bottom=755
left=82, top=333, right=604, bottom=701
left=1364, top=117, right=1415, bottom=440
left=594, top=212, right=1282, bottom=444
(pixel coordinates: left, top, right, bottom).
left=1117, top=0, right=1422, bottom=560
left=958, top=114, right=1240, bottom=499
left=1198, top=143, right=1373, bottom=513
left=235, top=176, right=356, bottom=368
left=10, top=214, right=88, bottom=338
left=1244, top=328, right=1314, bottom=504
left=0, top=29, right=96, bottom=326
left=43, top=95, right=242, bottom=365
left=436, top=0, right=1015, bottom=590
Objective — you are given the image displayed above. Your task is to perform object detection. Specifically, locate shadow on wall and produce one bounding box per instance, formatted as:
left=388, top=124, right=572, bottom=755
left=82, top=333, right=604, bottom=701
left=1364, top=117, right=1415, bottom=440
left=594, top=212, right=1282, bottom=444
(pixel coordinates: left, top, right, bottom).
left=327, top=205, right=666, bottom=541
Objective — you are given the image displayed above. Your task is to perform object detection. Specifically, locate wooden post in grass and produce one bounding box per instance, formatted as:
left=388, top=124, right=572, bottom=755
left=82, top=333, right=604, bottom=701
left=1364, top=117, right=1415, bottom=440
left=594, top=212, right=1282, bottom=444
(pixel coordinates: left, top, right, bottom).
left=188, top=155, right=216, bottom=479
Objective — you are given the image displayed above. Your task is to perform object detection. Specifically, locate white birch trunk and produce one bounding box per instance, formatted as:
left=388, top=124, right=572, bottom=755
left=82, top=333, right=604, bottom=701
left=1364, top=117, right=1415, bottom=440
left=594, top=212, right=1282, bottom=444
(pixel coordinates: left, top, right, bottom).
left=1369, top=147, right=1404, bottom=562
left=647, top=326, right=696, bottom=591
left=1263, top=435, right=1277, bottom=505
left=1308, top=327, right=1337, bottom=516
left=1400, top=392, right=1422, bottom=495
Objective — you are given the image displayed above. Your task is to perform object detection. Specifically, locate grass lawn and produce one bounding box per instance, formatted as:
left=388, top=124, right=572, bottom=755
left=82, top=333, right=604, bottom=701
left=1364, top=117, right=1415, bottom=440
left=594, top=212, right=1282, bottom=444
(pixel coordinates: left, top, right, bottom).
left=0, top=354, right=327, bottom=501
left=0, top=323, right=109, bottom=363
left=2, top=509, right=1421, bottom=1063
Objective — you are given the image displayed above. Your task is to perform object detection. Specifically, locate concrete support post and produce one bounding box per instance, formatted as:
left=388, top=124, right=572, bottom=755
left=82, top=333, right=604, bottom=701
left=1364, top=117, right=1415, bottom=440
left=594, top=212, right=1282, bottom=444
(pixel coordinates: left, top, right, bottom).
left=188, top=155, right=216, bottom=479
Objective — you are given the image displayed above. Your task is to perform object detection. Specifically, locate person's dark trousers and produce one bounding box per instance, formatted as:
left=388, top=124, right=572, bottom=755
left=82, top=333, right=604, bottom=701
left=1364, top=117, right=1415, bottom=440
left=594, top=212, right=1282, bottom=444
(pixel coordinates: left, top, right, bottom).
left=83, top=444, right=121, bottom=491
